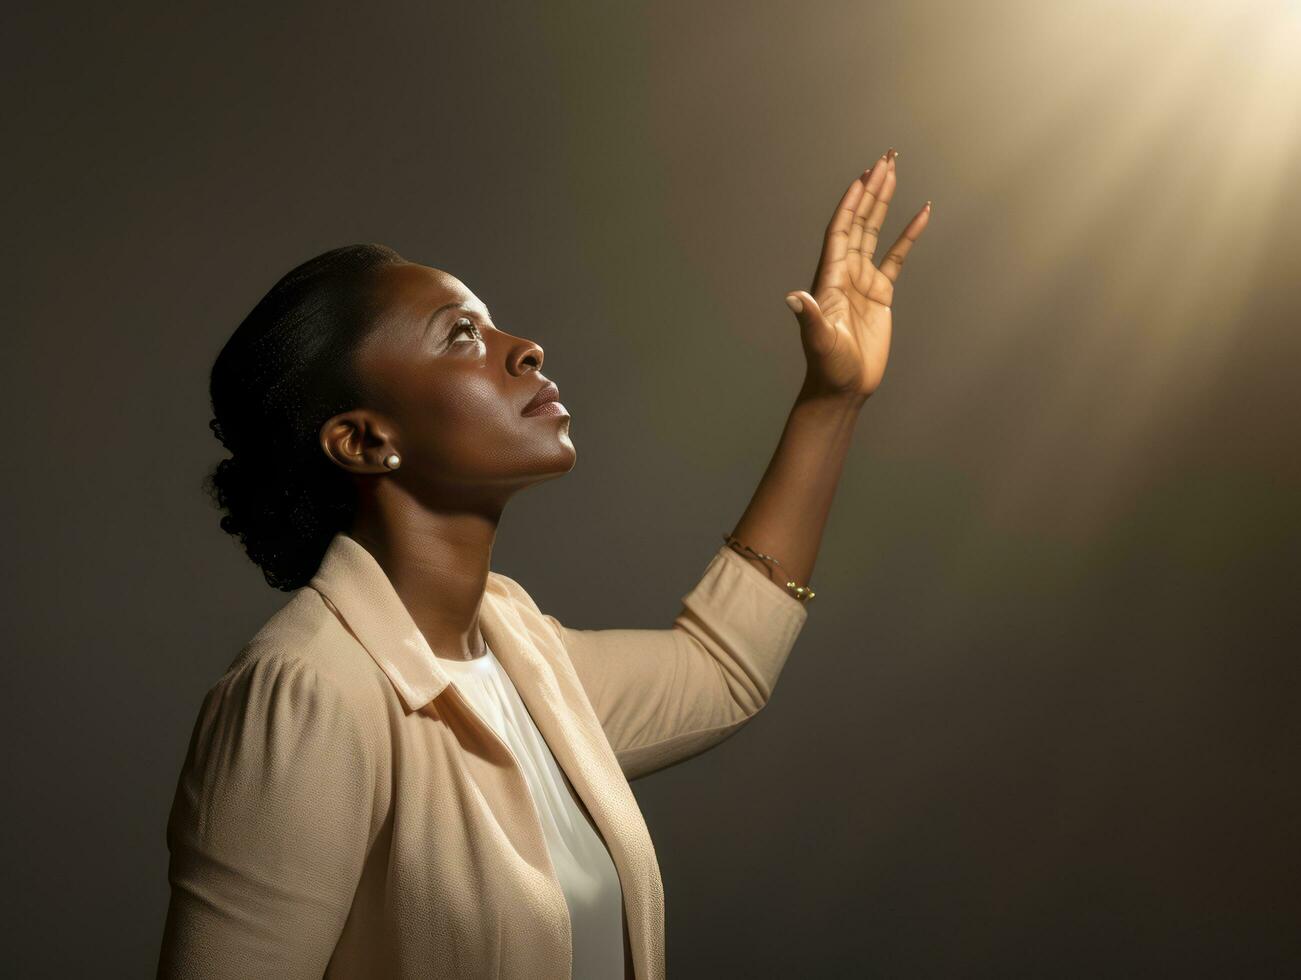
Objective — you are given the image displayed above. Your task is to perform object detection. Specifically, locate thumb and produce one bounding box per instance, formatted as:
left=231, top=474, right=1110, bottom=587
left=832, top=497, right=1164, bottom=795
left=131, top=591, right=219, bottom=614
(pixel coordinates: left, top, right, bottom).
left=784, top=290, right=835, bottom=356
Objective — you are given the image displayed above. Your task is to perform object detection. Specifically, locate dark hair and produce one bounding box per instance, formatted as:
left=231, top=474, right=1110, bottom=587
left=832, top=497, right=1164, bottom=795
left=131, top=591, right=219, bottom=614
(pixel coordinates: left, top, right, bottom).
left=203, top=243, right=408, bottom=591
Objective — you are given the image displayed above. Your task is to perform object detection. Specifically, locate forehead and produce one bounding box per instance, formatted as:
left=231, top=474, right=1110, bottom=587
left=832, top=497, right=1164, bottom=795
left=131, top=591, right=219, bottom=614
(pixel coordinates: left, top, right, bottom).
left=378, top=262, right=485, bottom=314
left=364, top=264, right=490, bottom=354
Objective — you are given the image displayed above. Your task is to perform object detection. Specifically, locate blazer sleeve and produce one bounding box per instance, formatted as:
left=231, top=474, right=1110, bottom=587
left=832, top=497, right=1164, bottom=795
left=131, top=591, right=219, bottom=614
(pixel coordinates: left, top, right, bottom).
left=539, top=543, right=810, bottom=781
left=157, top=653, right=376, bottom=980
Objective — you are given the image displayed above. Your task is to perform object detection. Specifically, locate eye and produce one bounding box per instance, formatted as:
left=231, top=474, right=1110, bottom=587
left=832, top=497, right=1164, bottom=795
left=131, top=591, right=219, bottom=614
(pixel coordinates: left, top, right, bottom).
left=450, top=316, right=482, bottom=343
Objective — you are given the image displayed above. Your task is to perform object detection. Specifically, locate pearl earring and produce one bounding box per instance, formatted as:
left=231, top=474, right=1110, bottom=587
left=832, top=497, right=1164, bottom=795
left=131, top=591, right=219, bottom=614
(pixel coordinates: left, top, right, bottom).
left=383, top=453, right=401, bottom=470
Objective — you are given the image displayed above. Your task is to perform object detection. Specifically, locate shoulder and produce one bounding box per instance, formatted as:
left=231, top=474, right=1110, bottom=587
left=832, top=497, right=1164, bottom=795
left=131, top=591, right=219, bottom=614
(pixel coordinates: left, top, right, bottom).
left=486, top=569, right=569, bottom=654
left=486, top=568, right=539, bottom=610
left=208, top=588, right=390, bottom=737
left=487, top=568, right=559, bottom=632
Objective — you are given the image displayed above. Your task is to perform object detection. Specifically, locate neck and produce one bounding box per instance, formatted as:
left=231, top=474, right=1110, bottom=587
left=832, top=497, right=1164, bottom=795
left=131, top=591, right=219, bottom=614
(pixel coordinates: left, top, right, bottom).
left=348, top=483, right=502, bottom=662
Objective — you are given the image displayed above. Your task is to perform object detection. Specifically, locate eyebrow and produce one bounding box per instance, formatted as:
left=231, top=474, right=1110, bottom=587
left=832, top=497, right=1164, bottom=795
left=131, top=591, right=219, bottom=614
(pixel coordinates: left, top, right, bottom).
left=425, top=301, right=494, bottom=337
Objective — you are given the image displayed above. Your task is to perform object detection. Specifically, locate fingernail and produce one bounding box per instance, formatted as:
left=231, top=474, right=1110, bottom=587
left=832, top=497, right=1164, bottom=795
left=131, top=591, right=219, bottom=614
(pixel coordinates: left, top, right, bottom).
left=925, top=200, right=932, bottom=211
left=889, top=148, right=899, bottom=162
left=784, top=295, right=803, bottom=313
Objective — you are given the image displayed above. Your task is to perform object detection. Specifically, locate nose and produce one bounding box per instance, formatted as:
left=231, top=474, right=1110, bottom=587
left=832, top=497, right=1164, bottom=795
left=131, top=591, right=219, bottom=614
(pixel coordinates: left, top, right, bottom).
left=509, top=335, right=544, bottom=375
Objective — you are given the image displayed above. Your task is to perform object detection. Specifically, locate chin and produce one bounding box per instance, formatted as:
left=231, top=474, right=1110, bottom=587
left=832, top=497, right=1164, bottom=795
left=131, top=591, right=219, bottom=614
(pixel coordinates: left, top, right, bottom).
left=558, top=437, right=577, bottom=471
left=535, top=433, right=577, bottom=476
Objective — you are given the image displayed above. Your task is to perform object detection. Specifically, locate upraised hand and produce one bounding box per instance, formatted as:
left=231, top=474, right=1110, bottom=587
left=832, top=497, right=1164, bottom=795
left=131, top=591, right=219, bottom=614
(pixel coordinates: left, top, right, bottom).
left=786, top=148, right=930, bottom=406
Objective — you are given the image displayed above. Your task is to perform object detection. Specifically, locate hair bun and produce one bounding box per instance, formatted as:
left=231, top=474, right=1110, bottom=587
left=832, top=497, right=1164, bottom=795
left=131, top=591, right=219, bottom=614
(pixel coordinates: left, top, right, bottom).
left=203, top=242, right=405, bottom=591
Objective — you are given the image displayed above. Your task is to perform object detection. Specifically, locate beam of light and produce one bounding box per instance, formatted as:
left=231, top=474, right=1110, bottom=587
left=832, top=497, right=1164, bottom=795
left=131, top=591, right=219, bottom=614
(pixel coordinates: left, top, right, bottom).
left=918, top=0, right=1301, bottom=541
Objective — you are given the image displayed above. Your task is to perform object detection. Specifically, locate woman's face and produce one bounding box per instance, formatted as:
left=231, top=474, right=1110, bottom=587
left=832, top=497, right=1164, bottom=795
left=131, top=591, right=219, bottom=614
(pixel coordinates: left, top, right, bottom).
left=326, top=262, right=575, bottom=504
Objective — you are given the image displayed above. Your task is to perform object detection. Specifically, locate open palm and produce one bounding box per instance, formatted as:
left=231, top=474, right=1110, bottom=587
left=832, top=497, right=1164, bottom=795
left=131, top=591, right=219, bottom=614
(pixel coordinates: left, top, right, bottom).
left=787, top=148, right=930, bottom=405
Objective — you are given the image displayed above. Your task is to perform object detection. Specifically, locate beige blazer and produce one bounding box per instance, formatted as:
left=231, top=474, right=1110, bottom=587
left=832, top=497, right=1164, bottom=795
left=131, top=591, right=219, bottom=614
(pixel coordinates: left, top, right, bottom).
left=158, top=532, right=809, bottom=979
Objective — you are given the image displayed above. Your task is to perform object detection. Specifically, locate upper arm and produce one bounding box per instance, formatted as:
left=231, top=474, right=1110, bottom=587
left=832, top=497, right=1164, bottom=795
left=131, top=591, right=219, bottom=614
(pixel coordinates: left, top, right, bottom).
left=157, top=654, right=377, bottom=979
left=539, top=544, right=809, bottom=780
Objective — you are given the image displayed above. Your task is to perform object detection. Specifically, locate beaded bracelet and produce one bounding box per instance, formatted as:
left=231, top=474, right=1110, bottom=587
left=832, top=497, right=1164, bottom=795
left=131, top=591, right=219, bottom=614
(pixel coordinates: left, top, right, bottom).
left=721, top=533, right=817, bottom=603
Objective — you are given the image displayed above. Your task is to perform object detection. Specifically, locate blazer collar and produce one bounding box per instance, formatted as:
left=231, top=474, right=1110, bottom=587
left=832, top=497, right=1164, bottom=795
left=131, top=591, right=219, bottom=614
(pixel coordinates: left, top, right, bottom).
left=307, top=530, right=513, bottom=713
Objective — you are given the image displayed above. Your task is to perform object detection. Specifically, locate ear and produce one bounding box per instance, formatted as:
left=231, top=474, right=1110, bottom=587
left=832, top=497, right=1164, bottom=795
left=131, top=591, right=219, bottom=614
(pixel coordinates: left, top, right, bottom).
left=319, top=410, right=398, bottom=474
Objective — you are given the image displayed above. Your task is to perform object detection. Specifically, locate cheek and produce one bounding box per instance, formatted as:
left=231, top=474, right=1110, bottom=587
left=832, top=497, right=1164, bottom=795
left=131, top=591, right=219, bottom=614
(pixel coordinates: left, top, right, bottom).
left=402, top=375, right=528, bottom=472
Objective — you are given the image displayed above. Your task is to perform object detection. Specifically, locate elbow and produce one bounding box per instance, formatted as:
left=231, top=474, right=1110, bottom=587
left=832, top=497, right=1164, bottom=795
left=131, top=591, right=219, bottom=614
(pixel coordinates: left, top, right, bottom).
left=673, top=619, right=789, bottom=719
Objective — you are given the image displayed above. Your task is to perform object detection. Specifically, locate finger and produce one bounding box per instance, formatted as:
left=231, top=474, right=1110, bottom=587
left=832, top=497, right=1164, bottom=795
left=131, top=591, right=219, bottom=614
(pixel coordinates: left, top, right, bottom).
left=815, top=173, right=869, bottom=284
left=878, top=201, right=932, bottom=284
left=860, top=149, right=899, bottom=267
left=784, top=290, right=836, bottom=357
left=846, top=155, right=890, bottom=272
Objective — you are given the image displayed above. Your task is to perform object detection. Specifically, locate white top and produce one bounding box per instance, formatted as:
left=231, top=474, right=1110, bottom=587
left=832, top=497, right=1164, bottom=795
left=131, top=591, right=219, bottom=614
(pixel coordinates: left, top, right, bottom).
left=438, top=643, right=624, bottom=978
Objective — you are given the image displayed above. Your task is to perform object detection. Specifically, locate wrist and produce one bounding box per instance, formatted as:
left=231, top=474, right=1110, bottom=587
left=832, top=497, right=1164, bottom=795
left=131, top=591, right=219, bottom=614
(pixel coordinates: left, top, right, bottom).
left=795, top=382, right=868, bottom=415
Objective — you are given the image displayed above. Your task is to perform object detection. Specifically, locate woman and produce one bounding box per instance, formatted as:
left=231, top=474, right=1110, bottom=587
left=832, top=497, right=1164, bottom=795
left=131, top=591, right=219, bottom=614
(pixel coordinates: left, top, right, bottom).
left=157, top=148, right=928, bottom=979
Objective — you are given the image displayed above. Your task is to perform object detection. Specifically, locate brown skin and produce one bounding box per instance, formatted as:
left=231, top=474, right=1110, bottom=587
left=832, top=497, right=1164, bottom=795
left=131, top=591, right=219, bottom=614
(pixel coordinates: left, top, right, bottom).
left=320, top=147, right=928, bottom=662
left=730, top=147, right=930, bottom=589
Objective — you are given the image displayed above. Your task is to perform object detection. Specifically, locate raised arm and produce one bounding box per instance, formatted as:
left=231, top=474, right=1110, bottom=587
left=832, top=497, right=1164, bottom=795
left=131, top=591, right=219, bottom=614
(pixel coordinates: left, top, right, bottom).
left=539, top=149, right=929, bottom=780
left=727, top=148, right=929, bottom=589
left=538, top=542, right=809, bottom=780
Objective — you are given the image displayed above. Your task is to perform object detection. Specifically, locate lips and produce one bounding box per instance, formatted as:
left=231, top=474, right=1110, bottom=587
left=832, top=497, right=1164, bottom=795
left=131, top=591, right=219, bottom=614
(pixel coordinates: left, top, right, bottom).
left=521, top=380, right=560, bottom=415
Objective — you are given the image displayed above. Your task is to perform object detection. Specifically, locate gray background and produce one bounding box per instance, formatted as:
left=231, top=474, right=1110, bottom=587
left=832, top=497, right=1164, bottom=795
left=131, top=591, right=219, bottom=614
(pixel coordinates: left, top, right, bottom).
left=4, top=0, right=1299, bottom=975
